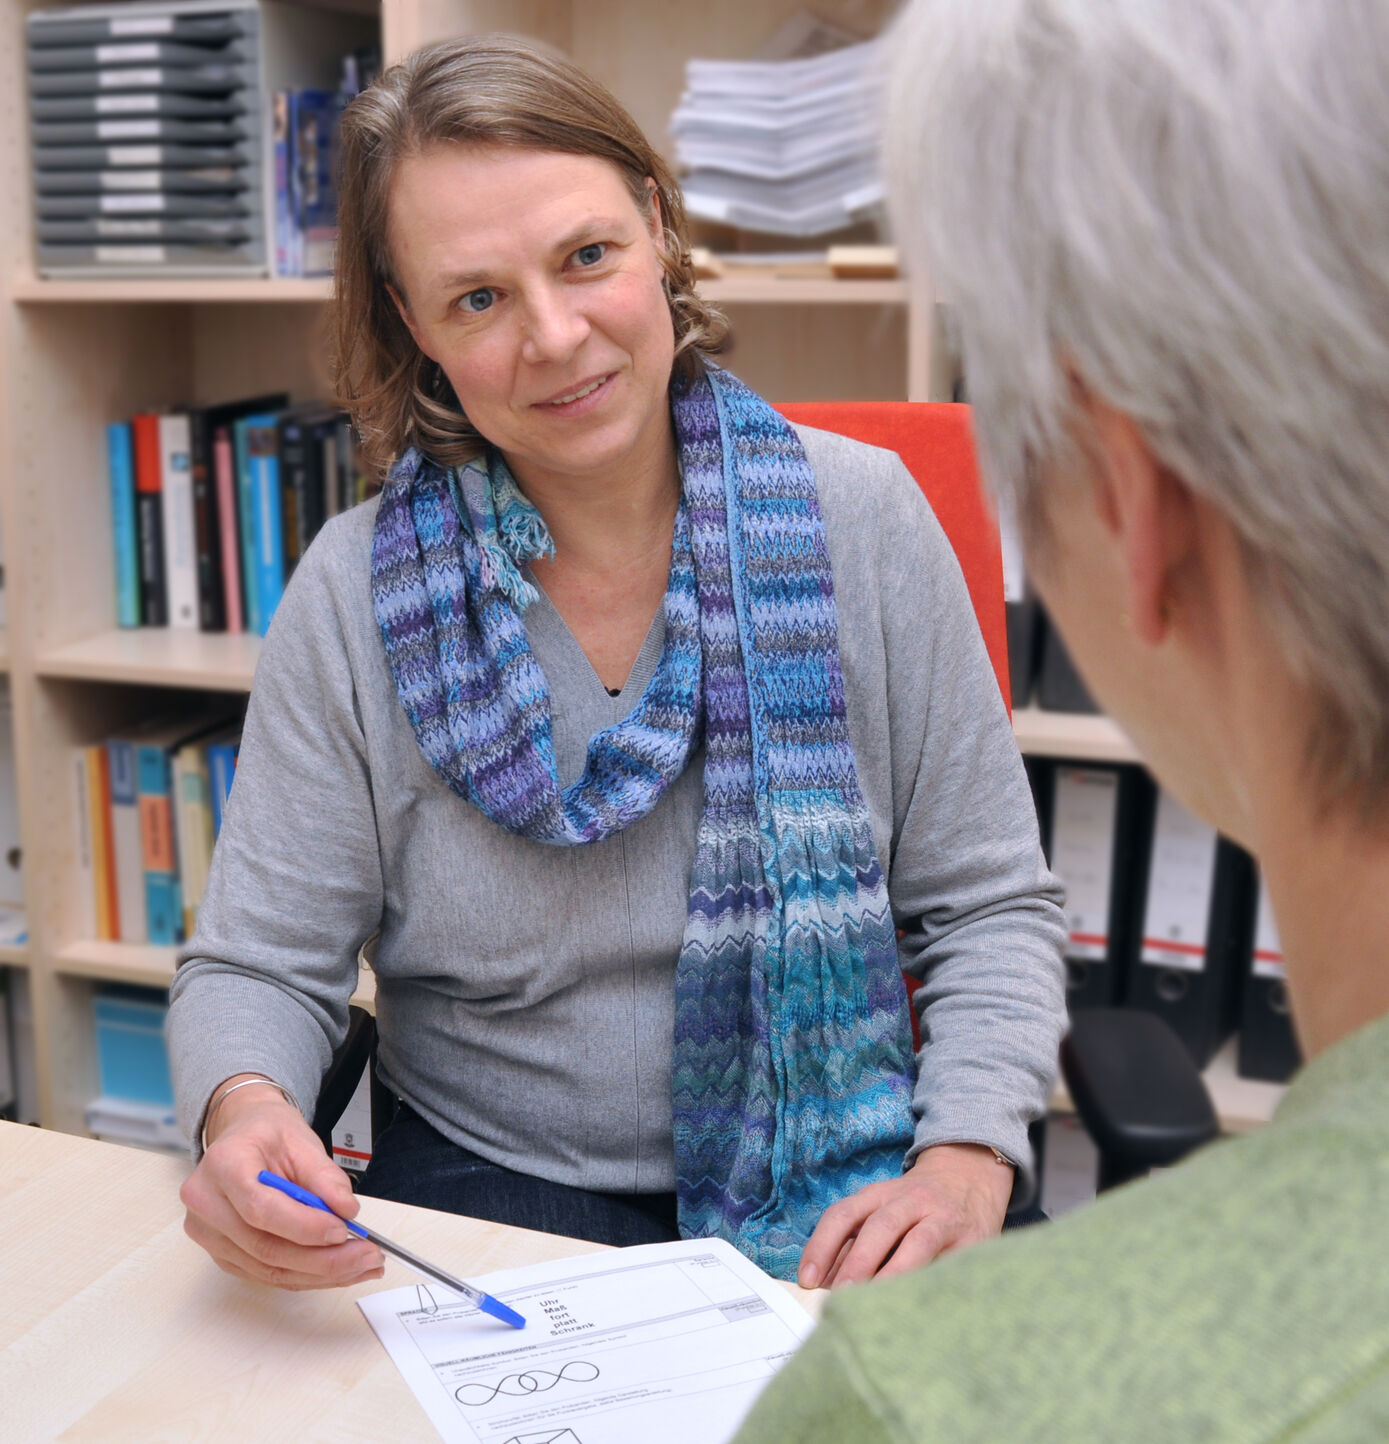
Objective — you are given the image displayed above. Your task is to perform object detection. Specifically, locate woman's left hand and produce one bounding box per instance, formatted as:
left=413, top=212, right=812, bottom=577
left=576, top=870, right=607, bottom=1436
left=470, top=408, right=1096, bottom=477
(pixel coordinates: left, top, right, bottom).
left=797, top=1142, right=1014, bottom=1290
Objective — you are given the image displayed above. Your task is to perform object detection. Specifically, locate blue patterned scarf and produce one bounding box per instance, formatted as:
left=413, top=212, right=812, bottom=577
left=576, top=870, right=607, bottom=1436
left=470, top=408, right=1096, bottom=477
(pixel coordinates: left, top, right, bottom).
left=372, top=367, right=916, bottom=1278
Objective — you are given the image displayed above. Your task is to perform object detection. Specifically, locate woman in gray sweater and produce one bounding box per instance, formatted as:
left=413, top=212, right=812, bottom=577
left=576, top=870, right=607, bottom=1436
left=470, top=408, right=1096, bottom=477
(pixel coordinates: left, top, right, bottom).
left=171, top=36, right=1065, bottom=1293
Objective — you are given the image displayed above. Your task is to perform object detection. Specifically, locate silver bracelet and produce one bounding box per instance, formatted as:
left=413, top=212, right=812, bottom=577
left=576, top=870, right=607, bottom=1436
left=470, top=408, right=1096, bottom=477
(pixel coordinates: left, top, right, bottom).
left=200, top=1076, right=298, bottom=1154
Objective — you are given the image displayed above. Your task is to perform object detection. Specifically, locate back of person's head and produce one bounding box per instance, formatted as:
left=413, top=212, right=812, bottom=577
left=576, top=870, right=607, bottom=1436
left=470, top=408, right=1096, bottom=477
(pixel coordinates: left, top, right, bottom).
left=885, top=0, right=1389, bottom=807
left=332, top=34, right=726, bottom=477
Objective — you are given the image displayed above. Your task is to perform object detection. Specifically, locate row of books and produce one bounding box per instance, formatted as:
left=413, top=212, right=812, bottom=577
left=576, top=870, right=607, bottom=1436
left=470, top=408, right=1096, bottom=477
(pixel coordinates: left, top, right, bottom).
left=107, top=393, right=376, bottom=634
left=71, top=712, right=243, bottom=948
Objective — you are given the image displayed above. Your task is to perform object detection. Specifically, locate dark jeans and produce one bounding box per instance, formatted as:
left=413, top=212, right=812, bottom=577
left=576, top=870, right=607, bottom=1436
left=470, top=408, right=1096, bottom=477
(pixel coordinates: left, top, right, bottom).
left=358, top=1101, right=1052, bottom=1248
left=357, top=1101, right=680, bottom=1248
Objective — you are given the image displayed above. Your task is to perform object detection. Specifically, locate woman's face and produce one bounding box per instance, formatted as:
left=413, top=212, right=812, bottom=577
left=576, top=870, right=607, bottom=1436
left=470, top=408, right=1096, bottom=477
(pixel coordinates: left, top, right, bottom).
left=387, top=143, right=677, bottom=494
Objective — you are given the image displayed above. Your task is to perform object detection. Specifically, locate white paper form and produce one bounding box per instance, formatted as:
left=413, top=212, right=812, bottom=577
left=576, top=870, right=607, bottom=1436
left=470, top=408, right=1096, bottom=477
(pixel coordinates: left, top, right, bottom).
left=358, top=1236, right=815, bottom=1444
left=1141, top=790, right=1219, bottom=971
left=1051, top=767, right=1119, bottom=960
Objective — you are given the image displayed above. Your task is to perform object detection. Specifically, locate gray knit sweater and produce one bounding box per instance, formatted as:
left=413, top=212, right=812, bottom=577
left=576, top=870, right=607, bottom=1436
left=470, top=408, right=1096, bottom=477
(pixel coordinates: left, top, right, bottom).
left=169, top=425, right=1067, bottom=1192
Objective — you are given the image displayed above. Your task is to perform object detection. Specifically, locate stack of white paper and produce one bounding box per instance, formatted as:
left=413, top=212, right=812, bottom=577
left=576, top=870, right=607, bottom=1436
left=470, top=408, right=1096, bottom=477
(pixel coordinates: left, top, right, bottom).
left=670, top=39, right=884, bottom=237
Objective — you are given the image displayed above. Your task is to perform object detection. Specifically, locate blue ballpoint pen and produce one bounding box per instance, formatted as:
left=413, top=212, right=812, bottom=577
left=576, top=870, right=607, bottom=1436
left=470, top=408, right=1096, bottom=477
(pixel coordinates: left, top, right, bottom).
left=257, top=1169, right=526, bottom=1329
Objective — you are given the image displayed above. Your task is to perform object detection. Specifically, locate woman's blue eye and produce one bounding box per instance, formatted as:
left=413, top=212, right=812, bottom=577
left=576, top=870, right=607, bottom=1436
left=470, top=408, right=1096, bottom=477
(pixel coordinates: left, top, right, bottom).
left=575, top=243, right=605, bottom=266
left=462, top=288, right=494, bottom=313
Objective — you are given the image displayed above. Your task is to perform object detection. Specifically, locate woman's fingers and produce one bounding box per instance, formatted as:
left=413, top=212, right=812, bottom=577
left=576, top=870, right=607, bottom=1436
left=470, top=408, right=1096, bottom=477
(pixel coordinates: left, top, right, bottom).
left=798, top=1145, right=1013, bottom=1290
left=180, top=1098, right=383, bottom=1289
left=797, top=1184, right=888, bottom=1289
left=186, top=1210, right=384, bottom=1290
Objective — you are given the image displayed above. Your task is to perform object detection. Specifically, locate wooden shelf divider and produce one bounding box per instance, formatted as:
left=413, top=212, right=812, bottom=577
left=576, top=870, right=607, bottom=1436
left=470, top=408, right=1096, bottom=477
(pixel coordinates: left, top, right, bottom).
left=37, top=630, right=259, bottom=693
left=56, top=939, right=376, bottom=1012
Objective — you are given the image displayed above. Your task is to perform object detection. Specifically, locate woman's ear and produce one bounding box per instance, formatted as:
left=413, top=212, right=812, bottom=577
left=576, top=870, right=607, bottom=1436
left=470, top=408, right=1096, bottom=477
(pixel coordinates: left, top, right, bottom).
left=1081, top=394, right=1197, bottom=648
left=643, top=179, right=665, bottom=250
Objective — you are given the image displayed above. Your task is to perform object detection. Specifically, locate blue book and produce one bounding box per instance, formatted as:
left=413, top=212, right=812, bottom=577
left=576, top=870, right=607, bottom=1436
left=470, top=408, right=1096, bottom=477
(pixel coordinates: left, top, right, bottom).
left=272, top=90, right=298, bottom=277
left=232, top=414, right=262, bottom=637
left=107, top=422, right=140, bottom=627
left=205, top=729, right=240, bottom=837
left=134, top=736, right=183, bottom=946
left=245, top=416, right=285, bottom=634
left=290, top=89, right=343, bottom=277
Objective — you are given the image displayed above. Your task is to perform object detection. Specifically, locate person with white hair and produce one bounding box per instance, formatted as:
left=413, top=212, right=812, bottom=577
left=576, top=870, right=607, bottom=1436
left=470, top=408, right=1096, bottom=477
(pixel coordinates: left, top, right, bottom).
left=736, top=0, right=1389, bottom=1437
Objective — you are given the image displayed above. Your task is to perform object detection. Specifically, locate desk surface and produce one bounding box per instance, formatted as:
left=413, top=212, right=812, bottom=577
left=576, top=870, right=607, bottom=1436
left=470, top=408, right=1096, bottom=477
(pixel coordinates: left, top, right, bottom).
left=0, top=1122, right=823, bottom=1443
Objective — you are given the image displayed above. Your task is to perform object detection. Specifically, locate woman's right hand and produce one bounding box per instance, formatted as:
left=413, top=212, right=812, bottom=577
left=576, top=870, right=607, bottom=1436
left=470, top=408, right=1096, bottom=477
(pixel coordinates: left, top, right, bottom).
left=179, top=1074, right=385, bottom=1290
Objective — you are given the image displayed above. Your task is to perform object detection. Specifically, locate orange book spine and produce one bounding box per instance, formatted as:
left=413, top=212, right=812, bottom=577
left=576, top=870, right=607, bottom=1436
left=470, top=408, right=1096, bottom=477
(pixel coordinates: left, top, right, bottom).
left=87, top=745, right=120, bottom=941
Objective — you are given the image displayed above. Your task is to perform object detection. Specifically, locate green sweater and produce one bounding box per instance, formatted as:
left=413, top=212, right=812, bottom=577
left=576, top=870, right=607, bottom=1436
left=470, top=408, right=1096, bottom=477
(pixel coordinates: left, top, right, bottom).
left=736, top=1012, right=1389, bottom=1443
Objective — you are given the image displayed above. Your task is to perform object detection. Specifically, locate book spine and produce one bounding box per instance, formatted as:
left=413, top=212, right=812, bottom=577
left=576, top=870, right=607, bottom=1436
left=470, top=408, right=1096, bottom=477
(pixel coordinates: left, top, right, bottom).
left=70, top=748, right=98, bottom=940
left=233, top=417, right=262, bottom=637
left=294, top=90, right=342, bottom=277
left=91, top=744, right=120, bottom=940
left=248, top=423, right=284, bottom=635
left=213, top=426, right=243, bottom=634
left=157, top=413, right=198, bottom=629
left=188, top=408, right=226, bottom=631
left=106, top=738, right=148, bottom=942
left=136, top=742, right=182, bottom=946
left=207, top=741, right=238, bottom=836
left=107, top=421, right=140, bottom=628
left=131, top=413, right=166, bottom=627
left=173, top=742, right=213, bottom=939
left=334, top=415, right=352, bottom=514
left=279, top=420, right=306, bottom=580
left=303, top=418, right=330, bottom=552
left=273, top=91, right=299, bottom=277
left=321, top=426, right=340, bottom=520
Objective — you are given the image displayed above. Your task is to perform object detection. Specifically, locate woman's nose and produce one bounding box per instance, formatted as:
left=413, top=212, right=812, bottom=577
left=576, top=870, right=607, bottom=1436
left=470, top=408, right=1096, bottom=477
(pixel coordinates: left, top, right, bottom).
left=519, top=286, right=591, bottom=364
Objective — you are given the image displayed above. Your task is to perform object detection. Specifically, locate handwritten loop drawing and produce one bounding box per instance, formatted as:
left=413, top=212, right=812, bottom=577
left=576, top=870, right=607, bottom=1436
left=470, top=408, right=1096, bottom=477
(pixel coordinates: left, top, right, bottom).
left=455, top=1361, right=600, bottom=1408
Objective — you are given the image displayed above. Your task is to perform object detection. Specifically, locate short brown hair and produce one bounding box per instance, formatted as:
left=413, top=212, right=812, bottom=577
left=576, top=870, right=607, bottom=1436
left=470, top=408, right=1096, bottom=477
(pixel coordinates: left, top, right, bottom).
left=332, top=35, right=728, bottom=478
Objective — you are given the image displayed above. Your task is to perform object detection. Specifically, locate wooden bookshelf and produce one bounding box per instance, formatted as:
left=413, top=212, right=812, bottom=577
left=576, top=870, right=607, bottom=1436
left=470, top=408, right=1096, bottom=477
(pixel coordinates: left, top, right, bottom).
left=0, top=0, right=1233, bottom=1152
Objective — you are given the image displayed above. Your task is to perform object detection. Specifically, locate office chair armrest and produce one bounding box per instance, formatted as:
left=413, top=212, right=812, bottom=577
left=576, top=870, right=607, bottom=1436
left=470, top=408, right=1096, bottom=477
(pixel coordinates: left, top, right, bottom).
left=310, top=1004, right=378, bottom=1156
left=1060, top=1008, right=1219, bottom=1190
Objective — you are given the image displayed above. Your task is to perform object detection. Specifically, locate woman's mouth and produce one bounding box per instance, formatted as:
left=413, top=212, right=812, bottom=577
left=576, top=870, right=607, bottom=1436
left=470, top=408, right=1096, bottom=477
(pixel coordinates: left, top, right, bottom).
left=536, top=373, right=615, bottom=413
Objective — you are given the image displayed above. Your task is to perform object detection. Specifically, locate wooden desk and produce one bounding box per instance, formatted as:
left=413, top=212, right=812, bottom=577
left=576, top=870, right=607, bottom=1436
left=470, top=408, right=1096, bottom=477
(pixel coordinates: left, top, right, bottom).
left=0, top=1123, right=823, bottom=1442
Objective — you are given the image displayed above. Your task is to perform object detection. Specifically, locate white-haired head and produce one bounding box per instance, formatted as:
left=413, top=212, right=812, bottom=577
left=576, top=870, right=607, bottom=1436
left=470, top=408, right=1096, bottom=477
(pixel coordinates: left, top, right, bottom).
left=884, top=0, right=1389, bottom=805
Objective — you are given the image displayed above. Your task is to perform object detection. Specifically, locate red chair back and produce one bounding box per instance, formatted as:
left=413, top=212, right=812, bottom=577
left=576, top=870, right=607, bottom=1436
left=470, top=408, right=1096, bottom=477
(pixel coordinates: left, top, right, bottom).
left=774, top=402, right=1011, bottom=711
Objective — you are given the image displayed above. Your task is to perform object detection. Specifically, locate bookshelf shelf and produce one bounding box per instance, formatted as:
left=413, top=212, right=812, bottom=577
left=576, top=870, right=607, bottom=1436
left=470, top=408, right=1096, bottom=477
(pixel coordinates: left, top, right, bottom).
left=0, top=941, right=27, bottom=968
left=701, top=272, right=910, bottom=306
left=36, top=631, right=259, bottom=693
left=31, top=629, right=1134, bottom=766
left=9, top=269, right=908, bottom=309
left=1011, top=706, right=1141, bottom=764
left=10, top=273, right=333, bottom=305
left=1050, top=1035, right=1286, bottom=1136
left=56, top=940, right=377, bottom=1011
left=56, top=940, right=177, bottom=990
